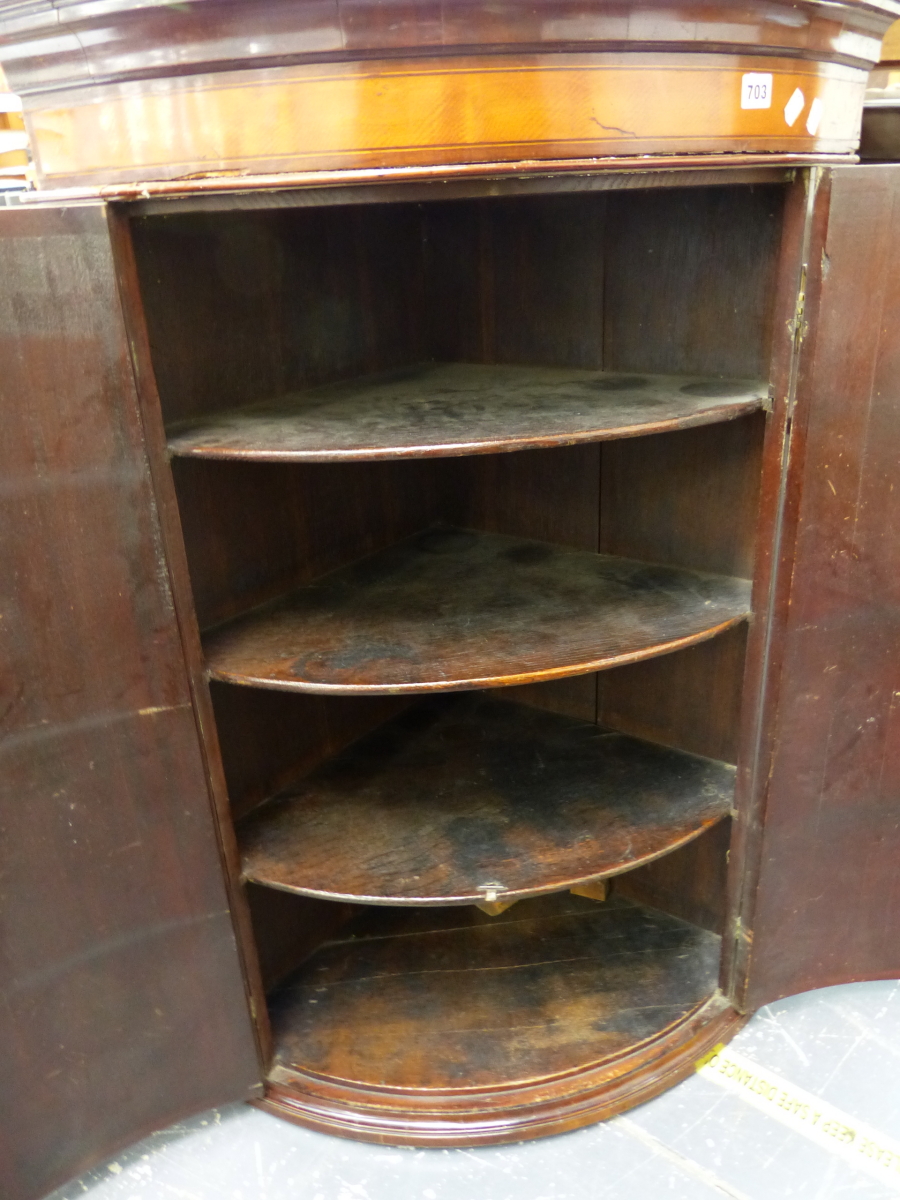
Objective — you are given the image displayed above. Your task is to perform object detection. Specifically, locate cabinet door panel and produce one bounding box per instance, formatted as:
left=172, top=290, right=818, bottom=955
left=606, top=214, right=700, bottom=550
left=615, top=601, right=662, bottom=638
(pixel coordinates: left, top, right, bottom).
left=0, top=205, right=261, bottom=1200
left=742, top=165, right=900, bottom=1009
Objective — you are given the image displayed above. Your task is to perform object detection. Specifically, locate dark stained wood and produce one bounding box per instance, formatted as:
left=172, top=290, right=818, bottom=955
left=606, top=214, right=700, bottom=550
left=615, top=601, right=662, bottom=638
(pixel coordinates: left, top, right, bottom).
left=739, top=164, right=900, bottom=1009
left=450, top=442, right=603, bottom=721
left=603, top=186, right=784, bottom=381
left=596, top=197, right=774, bottom=940
left=132, top=204, right=426, bottom=428
left=423, top=194, right=607, bottom=368
left=203, top=526, right=752, bottom=694
left=172, top=456, right=443, bottom=631
left=128, top=167, right=797, bottom=219
left=245, top=884, right=358, bottom=993
left=600, top=415, right=766, bottom=579
left=599, top=623, right=748, bottom=765
left=166, top=364, right=764, bottom=462
left=210, top=684, right=412, bottom=821
left=239, top=695, right=734, bottom=905
left=267, top=894, right=722, bottom=1091
left=615, top=819, right=732, bottom=935
left=262, top=989, right=743, bottom=1144
left=0, top=0, right=886, bottom=104
left=0, top=205, right=260, bottom=1200
left=719, top=170, right=815, bottom=1001
left=107, top=205, right=276, bottom=1067
left=860, top=106, right=900, bottom=160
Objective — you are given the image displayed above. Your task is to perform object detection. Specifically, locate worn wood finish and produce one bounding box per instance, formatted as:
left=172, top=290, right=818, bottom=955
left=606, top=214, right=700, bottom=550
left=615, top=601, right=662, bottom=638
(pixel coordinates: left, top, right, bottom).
left=239, top=695, right=734, bottom=906
left=597, top=414, right=764, bottom=769
left=262, top=989, right=743, bottom=1144
left=204, top=526, right=752, bottom=695
left=739, top=165, right=900, bottom=1009
left=167, top=364, right=764, bottom=462
left=172, top=456, right=443, bottom=631
left=615, top=819, right=733, bottom=935
left=132, top=205, right=426, bottom=427
left=9, top=55, right=877, bottom=189
left=0, top=205, right=260, bottom=1200
left=245, top=884, right=357, bottom=993
left=718, top=169, right=816, bottom=1002
left=115, top=167, right=793, bottom=217
left=210, top=683, right=411, bottom=821
left=267, top=894, right=722, bottom=1091
left=0, top=0, right=891, bottom=189
left=450, top=443, right=603, bottom=722
left=0, top=0, right=890, bottom=101
left=604, top=187, right=783, bottom=381
left=595, top=194, right=775, bottom=937
left=598, top=627, right=749, bottom=766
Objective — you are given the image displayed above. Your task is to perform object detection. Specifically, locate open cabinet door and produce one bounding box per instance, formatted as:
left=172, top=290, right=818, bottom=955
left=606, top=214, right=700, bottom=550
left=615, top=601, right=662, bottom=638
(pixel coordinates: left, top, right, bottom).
left=0, top=204, right=262, bottom=1200
left=735, top=165, right=900, bottom=1011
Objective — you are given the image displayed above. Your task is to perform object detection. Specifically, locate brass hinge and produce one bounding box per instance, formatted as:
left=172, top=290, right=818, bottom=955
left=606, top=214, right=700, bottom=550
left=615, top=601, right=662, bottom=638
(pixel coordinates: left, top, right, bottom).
left=732, top=916, right=753, bottom=948
left=788, top=264, right=808, bottom=353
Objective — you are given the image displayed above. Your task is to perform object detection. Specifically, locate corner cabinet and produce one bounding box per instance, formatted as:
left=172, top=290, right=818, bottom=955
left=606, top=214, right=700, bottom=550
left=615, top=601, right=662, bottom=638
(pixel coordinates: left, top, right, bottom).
left=2, top=3, right=900, bottom=1197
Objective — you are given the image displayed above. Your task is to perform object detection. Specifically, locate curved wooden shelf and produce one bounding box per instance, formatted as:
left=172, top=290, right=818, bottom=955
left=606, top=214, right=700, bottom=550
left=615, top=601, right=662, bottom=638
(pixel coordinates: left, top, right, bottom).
left=166, top=366, right=765, bottom=462
left=260, top=894, right=744, bottom=1145
left=239, top=695, right=734, bottom=906
left=203, top=526, right=752, bottom=694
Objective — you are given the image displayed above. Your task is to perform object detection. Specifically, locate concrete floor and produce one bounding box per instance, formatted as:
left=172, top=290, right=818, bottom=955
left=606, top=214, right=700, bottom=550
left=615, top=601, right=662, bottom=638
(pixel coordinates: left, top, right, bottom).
left=48, top=978, right=900, bottom=1200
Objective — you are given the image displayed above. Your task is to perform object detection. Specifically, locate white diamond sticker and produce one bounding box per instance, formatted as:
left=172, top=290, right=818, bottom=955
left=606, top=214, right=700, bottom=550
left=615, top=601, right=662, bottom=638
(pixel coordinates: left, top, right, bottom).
left=784, top=87, right=805, bottom=127
left=807, top=97, right=823, bottom=136
left=741, top=72, right=773, bottom=109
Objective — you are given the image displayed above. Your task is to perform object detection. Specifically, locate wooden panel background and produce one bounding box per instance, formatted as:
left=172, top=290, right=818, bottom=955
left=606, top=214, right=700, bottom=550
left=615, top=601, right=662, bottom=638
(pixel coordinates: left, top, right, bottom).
left=742, top=165, right=900, bottom=1008
left=0, top=205, right=260, bottom=1200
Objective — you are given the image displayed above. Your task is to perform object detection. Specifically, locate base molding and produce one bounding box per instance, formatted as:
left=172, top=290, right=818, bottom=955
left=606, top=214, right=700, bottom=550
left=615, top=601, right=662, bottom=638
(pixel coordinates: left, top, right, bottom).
left=256, top=993, right=746, bottom=1147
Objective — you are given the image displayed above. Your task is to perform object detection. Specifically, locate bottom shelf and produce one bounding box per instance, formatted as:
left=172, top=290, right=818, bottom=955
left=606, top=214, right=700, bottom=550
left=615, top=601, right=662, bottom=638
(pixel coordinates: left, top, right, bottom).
left=261, top=893, right=743, bottom=1145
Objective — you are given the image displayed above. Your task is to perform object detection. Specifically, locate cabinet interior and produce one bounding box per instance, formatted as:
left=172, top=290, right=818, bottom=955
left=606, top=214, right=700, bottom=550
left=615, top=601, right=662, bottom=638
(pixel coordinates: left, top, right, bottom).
left=131, top=181, right=782, bottom=1115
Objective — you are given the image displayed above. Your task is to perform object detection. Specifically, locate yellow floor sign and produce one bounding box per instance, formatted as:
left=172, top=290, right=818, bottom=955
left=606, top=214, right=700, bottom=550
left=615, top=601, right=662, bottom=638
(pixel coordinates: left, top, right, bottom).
left=697, top=1045, right=900, bottom=1192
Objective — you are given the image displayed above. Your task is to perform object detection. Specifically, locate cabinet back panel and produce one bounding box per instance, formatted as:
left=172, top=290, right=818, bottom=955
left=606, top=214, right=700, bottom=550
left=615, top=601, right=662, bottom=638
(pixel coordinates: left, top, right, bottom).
left=597, top=414, right=762, bottom=759
left=173, top=456, right=445, bottom=631
left=424, top=195, right=606, bottom=367
left=246, top=883, right=358, bottom=994
left=597, top=625, right=748, bottom=766
left=595, top=415, right=765, bottom=931
left=604, top=185, right=783, bottom=379
left=615, top=819, right=732, bottom=935
left=212, top=683, right=411, bottom=822
left=131, top=205, right=426, bottom=426
left=599, top=414, right=766, bottom=579
left=446, top=443, right=601, bottom=721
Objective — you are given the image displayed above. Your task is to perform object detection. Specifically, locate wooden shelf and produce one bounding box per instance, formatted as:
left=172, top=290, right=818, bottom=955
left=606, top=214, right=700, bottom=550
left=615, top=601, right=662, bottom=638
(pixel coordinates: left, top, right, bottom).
left=203, top=526, right=752, bottom=694
left=239, top=695, right=735, bottom=906
left=267, top=893, right=721, bottom=1092
left=166, top=364, right=765, bottom=462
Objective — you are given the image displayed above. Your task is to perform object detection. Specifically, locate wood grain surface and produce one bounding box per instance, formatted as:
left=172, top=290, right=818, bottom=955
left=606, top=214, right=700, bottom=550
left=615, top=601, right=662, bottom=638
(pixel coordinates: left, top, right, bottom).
left=0, top=204, right=260, bottom=1200
left=166, top=364, right=765, bottom=461
left=1, top=0, right=891, bottom=188
left=18, top=55, right=874, bottom=188
left=267, top=893, right=721, bottom=1090
left=239, top=694, right=734, bottom=905
left=0, top=0, right=889, bottom=102
left=737, top=165, right=900, bottom=1008
left=203, top=526, right=752, bottom=694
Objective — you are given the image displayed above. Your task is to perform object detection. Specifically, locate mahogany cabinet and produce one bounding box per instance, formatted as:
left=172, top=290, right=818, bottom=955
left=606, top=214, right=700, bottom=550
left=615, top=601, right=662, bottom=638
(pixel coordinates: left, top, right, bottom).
left=3, top=162, right=900, bottom=1200
left=2, top=3, right=900, bottom=1197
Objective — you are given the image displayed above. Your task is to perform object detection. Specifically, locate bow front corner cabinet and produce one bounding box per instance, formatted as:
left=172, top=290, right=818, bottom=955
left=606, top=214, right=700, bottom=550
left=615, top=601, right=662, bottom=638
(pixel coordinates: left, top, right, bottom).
left=2, top=2, right=900, bottom=1198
